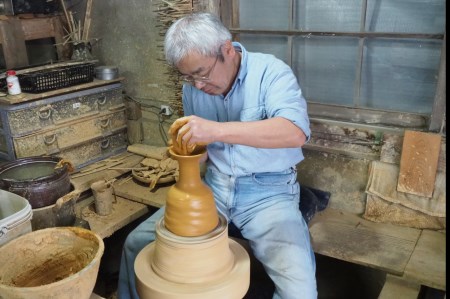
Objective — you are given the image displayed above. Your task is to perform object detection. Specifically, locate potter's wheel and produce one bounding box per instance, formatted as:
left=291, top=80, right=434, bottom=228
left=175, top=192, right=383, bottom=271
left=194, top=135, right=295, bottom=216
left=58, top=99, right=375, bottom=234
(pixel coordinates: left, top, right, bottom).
left=135, top=214, right=250, bottom=299
left=135, top=238, right=250, bottom=299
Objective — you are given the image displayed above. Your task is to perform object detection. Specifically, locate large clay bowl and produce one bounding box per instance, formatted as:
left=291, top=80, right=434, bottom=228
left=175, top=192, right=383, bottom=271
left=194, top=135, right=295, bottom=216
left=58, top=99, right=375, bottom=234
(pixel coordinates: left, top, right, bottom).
left=0, top=227, right=104, bottom=299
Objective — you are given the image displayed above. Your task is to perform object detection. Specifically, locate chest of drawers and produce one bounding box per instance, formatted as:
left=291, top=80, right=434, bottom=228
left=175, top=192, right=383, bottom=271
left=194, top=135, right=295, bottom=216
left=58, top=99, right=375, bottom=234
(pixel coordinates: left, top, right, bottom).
left=0, top=82, right=128, bottom=169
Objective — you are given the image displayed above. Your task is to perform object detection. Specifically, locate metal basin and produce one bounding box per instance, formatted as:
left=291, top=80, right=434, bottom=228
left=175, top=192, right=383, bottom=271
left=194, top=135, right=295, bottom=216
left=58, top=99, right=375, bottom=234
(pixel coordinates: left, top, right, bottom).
left=0, top=156, right=71, bottom=208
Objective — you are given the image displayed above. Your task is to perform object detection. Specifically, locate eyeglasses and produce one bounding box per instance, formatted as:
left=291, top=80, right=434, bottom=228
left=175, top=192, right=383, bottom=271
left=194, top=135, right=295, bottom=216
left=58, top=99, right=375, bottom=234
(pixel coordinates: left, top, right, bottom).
left=179, top=55, right=219, bottom=84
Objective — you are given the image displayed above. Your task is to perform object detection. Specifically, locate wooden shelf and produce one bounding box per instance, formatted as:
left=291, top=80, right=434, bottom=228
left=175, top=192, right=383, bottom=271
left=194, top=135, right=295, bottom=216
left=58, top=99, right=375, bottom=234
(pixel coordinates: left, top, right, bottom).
left=0, top=15, right=70, bottom=69
left=0, top=77, right=125, bottom=105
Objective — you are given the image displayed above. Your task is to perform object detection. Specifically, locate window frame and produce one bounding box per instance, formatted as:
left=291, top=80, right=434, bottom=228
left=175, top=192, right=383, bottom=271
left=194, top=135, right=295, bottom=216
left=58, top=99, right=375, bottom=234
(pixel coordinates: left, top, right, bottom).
left=220, top=0, right=446, bottom=133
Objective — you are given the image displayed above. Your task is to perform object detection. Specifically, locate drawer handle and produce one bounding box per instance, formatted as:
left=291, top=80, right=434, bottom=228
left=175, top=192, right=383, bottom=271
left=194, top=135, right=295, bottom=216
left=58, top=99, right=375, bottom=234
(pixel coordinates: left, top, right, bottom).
left=38, top=106, right=53, bottom=120
left=100, top=118, right=111, bottom=128
left=101, top=139, right=110, bottom=149
left=97, top=96, right=107, bottom=106
left=43, top=134, right=57, bottom=145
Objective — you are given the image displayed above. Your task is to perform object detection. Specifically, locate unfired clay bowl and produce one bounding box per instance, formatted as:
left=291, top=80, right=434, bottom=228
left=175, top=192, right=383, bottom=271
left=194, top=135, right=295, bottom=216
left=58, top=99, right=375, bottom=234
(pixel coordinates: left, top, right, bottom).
left=0, top=227, right=104, bottom=299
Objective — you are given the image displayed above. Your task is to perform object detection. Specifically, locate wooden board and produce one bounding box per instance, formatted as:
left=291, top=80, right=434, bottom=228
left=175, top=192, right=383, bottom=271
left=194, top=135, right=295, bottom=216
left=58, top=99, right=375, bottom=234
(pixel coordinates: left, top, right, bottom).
left=0, top=77, right=124, bottom=105
left=308, top=208, right=421, bottom=275
left=397, top=131, right=442, bottom=198
left=378, top=274, right=421, bottom=299
left=113, top=177, right=171, bottom=208
left=70, top=152, right=144, bottom=193
left=403, top=229, right=446, bottom=290
left=77, top=195, right=149, bottom=239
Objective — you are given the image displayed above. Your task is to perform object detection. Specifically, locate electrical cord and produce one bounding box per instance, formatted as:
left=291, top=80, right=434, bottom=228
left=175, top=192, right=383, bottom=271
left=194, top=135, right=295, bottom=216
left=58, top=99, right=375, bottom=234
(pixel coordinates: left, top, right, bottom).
left=124, top=94, right=170, bottom=145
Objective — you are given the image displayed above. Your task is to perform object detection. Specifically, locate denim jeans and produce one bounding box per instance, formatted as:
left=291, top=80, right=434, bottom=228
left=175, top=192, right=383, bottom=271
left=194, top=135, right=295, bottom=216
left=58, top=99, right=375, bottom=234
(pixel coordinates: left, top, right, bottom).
left=118, top=166, right=317, bottom=299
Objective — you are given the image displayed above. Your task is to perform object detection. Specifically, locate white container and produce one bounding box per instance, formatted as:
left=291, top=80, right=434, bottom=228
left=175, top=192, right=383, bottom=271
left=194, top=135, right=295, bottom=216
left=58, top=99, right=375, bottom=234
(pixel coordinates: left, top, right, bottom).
left=6, top=70, right=22, bottom=95
left=0, top=189, right=32, bottom=246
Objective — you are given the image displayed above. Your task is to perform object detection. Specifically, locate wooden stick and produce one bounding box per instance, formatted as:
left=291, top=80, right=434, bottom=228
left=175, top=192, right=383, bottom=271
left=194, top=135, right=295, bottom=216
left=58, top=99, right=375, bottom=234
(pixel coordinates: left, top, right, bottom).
left=82, top=0, right=94, bottom=41
left=59, top=0, right=73, bottom=33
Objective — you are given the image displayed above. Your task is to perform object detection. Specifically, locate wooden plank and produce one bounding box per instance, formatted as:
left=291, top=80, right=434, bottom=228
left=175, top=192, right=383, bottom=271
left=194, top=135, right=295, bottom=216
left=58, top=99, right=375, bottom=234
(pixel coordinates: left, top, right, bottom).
left=0, top=18, right=29, bottom=69
left=0, top=77, right=124, bottom=105
left=308, top=208, right=421, bottom=275
left=113, top=177, right=170, bottom=208
left=378, top=274, right=421, bottom=299
left=77, top=195, right=149, bottom=239
left=20, top=17, right=58, bottom=40
left=70, top=152, right=144, bottom=193
left=82, top=0, right=94, bottom=41
left=403, top=230, right=446, bottom=290
left=397, top=131, right=442, bottom=198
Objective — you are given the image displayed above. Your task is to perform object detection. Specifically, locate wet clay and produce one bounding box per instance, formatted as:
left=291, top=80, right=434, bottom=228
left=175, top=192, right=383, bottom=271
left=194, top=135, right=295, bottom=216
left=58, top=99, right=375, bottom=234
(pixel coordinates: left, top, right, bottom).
left=0, top=227, right=104, bottom=299
left=164, top=148, right=219, bottom=237
left=91, top=180, right=114, bottom=216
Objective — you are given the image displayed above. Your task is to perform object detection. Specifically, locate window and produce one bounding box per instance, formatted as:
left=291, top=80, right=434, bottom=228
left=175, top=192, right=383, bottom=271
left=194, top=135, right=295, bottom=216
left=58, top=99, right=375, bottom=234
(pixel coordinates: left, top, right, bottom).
left=225, top=0, right=446, bottom=130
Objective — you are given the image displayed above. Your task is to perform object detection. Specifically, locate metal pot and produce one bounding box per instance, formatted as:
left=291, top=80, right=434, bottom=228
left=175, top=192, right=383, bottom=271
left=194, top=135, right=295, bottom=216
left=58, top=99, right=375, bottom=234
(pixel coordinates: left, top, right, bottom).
left=0, top=156, right=71, bottom=208
left=95, top=65, right=119, bottom=80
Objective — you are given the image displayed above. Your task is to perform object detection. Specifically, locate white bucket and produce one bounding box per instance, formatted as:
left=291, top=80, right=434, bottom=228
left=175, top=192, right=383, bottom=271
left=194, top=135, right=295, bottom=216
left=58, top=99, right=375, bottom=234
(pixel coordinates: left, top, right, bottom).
left=0, top=189, right=33, bottom=247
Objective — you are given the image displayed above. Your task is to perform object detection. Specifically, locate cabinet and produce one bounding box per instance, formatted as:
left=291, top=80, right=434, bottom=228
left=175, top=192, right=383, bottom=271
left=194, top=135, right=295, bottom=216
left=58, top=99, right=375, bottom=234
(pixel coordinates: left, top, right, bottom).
left=0, top=82, right=128, bottom=169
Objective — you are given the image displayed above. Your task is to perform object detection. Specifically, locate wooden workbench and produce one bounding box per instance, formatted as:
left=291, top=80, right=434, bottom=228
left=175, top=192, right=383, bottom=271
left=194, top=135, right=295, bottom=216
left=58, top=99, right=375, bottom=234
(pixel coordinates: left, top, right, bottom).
left=70, top=151, right=152, bottom=239
left=309, top=208, right=446, bottom=295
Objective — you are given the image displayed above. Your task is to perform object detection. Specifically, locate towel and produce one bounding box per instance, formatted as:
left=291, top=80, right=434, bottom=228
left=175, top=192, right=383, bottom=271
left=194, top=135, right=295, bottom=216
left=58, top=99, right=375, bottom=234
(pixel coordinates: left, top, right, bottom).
left=365, top=161, right=445, bottom=217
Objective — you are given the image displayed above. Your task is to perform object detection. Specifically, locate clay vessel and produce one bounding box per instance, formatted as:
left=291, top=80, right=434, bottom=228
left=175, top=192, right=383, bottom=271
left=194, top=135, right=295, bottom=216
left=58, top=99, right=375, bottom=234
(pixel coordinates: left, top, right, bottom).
left=164, top=148, right=219, bottom=237
left=0, top=227, right=104, bottom=299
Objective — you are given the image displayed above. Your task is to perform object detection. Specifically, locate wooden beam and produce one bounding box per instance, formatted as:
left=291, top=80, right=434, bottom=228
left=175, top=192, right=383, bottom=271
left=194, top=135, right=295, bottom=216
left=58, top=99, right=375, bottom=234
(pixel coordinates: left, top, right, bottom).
left=0, top=18, right=29, bottom=68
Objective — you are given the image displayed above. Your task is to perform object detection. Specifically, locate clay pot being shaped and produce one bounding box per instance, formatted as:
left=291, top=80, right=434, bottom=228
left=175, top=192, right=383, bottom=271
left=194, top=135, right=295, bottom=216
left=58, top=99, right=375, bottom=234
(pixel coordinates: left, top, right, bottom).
left=164, top=148, right=219, bottom=237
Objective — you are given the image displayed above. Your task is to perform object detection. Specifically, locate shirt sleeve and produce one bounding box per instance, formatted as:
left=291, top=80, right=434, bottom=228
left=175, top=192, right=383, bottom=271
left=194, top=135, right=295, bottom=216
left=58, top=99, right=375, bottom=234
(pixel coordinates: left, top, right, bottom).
left=263, top=61, right=311, bottom=142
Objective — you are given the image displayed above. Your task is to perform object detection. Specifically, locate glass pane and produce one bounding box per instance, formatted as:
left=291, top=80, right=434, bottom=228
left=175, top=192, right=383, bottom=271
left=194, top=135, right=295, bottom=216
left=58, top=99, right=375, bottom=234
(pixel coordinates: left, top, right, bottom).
left=239, top=34, right=288, bottom=63
left=295, top=0, right=362, bottom=31
left=360, top=38, right=441, bottom=113
left=293, top=36, right=359, bottom=105
left=239, top=0, right=290, bottom=30
left=366, top=0, right=446, bottom=33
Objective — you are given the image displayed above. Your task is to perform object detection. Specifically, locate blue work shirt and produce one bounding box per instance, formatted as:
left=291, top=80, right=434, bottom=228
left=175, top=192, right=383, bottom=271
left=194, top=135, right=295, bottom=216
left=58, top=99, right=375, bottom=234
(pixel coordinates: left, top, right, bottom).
left=182, top=42, right=311, bottom=176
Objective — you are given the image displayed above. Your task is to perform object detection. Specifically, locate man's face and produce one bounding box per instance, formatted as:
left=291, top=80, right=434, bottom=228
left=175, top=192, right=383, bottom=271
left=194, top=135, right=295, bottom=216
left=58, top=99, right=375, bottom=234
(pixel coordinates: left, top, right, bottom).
left=177, top=43, right=238, bottom=96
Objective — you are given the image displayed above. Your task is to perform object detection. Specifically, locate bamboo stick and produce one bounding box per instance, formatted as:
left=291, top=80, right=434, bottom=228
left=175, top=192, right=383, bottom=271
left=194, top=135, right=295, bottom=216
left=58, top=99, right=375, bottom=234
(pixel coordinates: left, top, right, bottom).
left=59, top=0, right=73, bottom=33
left=82, top=0, right=93, bottom=41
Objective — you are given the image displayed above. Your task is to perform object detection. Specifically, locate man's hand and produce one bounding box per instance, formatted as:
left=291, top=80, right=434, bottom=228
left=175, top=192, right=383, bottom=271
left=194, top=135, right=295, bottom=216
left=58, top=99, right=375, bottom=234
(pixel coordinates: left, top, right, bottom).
left=168, top=116, right=211, bottom=155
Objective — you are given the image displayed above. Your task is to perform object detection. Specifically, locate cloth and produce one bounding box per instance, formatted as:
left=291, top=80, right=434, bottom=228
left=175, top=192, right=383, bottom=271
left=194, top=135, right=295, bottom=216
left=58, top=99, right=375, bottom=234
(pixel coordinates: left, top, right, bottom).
left=118, top=167, right=317, bottom=299
left=364, top=194, right=445, bottom=230
left=182, top=42, right=311, bottom=176
left=365, top=161, right=446, bottom=217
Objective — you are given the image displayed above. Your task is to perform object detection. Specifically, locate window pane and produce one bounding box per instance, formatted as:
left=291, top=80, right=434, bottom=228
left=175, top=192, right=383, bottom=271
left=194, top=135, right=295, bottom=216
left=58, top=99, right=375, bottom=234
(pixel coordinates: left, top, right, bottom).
left=295, top=0, right=362, bottom=31
left=293, top=36, right=359, bottom=105
left=366, top=0, right=446, bottom=33
left=360, top=38, right=441, bottom=113
left=239, top=0, right=290, bottom=30
left=239, top=34, right=288, bottom=63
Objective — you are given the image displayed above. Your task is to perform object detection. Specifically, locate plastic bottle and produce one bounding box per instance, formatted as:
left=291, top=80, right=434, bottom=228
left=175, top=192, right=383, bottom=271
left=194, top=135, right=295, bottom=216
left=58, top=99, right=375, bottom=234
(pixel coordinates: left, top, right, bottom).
left=6, top=70, right=21, bottom=95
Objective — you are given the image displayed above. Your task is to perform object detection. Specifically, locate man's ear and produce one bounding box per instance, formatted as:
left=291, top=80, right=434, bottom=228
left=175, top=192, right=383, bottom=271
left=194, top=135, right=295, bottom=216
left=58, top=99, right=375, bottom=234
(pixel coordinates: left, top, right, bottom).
left=223, top=40, right=235, bottom=57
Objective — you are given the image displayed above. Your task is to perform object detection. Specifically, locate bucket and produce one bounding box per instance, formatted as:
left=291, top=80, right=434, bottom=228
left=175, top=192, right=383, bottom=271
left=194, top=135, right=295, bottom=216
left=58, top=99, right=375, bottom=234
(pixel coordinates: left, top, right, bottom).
left=0, top=189, right=32, bottom=247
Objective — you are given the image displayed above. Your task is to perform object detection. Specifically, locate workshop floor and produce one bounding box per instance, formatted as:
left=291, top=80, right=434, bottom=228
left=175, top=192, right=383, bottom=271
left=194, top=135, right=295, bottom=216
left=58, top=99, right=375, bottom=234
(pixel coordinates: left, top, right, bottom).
left=93, top=212, right=445, bottom=299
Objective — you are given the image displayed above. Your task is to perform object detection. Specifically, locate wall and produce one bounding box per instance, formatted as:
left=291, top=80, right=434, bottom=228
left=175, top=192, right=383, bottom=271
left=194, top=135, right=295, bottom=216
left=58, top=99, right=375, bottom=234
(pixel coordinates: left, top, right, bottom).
left=84, top=0, right=179, bottom=146
left=79, top=0, right=443, bottom=215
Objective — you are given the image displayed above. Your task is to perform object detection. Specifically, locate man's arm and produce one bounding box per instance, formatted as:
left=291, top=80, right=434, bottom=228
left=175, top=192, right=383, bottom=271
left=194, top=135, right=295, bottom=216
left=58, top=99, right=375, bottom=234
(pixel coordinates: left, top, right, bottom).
left=169, top=115, right=307, bottom=150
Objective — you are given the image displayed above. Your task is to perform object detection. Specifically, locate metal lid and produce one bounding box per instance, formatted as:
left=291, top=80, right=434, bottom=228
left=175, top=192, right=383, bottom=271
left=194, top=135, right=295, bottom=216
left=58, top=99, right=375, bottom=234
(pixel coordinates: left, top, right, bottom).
left=95, top=66, right=118, bottom=74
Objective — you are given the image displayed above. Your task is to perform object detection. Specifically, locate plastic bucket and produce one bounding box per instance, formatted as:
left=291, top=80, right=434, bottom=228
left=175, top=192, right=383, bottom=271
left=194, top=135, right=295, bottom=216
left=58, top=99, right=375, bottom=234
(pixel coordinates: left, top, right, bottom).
left=0, top=189, right=32, bottom=247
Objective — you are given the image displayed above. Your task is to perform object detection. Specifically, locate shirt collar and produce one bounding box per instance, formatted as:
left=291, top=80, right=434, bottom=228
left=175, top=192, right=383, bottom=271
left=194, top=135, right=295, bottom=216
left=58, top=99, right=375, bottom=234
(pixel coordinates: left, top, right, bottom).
left=232, top=41, right=247, bottom=85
